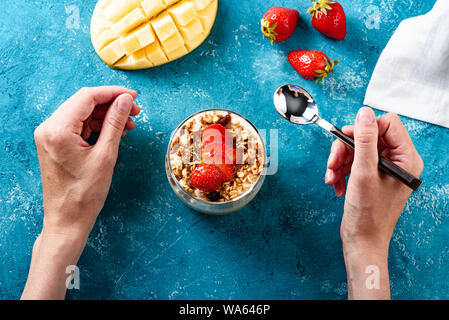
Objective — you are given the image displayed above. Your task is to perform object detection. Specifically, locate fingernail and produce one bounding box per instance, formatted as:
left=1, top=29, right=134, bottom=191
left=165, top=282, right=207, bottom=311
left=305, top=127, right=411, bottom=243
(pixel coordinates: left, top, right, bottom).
left=117, top=94, right=133, bottom=113
left=356, top=107, right=375, bottom=124
left=328, top=153, right=335, bottom=166
left=325, top=170, right=332, bottom=183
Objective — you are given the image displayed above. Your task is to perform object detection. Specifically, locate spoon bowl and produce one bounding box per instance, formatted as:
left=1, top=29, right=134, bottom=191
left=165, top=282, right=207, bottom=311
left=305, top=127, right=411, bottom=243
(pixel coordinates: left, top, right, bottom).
left=274, top=84, right=341, bottom=144
left=274, top=84, right=319, bottom=125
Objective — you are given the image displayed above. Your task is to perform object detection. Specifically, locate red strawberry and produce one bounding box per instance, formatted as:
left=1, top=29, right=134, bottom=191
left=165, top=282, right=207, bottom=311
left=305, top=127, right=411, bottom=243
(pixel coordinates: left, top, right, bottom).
left=201, top=124, right=232, bottom=146
left=216, top=164, right=235, bottom=182
left=190, top=164, right=224, bottom=192
left=261, top=7, right=299, bottom=44
left=225, top=146, right=242, bottom=165
left=287, top=50, right=339, bottom=83
left=202, top=124, right=225, bottom=140
left=201, top=147, right=236, bottom=182
left=201, top=143, right=241, bottom=165
left=198, top=123, right=241, bottom=184
left=308, top=0, right=346, bottom=40
left=202, top=143, right=227, bottom=164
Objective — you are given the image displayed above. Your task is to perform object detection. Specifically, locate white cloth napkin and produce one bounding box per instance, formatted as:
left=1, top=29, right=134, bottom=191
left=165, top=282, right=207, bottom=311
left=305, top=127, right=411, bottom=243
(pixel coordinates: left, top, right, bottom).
left=364, top=0, right=449, bottom=128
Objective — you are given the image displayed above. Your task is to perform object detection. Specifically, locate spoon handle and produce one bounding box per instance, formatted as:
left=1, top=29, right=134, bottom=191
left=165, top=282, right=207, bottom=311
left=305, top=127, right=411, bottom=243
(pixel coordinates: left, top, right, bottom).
left=330, top=126, right=422, bottom=191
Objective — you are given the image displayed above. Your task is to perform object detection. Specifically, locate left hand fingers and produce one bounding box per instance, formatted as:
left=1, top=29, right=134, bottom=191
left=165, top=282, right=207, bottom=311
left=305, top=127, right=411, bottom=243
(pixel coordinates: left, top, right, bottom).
left=89, top=117, right=136, bottom=133
left=92, top=103, right=141, bottom=119
left=58, top=86, right=138, bottom=123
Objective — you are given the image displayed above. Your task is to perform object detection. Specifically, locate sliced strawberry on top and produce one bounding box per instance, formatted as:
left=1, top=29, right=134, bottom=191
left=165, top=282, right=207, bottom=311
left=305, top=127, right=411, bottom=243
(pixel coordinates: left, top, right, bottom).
left=225, top=146, right=242, bottom=165
left=201, top=124, right=233, bottom=146
left=202, top=124, right=225, bottom=138
left=202, top=144, right=228, bottom=165
left=202, top=142, right=241, bottom=165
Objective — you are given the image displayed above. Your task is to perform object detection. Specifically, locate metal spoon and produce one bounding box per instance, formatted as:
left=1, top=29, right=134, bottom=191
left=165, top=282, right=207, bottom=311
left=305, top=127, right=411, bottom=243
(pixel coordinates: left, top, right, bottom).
left=273, top=84, right=422, bottom=191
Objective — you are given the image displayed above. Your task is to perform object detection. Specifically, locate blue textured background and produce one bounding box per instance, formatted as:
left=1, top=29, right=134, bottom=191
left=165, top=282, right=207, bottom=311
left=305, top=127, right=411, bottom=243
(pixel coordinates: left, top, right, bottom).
left=0, top=0, right=448, bottom=300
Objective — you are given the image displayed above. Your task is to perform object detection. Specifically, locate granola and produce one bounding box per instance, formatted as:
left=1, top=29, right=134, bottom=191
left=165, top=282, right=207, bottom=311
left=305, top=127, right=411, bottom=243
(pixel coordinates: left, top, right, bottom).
left=169, top=111, right=265, bottom=202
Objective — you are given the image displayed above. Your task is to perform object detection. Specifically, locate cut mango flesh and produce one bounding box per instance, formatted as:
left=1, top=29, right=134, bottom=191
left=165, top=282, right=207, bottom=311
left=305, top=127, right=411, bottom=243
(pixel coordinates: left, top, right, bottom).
left=91, top=0, right=218, bottom=70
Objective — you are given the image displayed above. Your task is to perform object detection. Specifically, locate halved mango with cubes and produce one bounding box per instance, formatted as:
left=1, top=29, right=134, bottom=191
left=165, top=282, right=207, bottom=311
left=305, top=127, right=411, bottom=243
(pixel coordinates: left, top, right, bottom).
left=91, top=0, right=218, bottom=70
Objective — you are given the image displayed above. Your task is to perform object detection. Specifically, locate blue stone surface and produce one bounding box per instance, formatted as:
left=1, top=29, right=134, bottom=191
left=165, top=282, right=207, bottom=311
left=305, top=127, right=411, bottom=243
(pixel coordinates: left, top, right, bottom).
left=0, top=0, right=448, bottom=299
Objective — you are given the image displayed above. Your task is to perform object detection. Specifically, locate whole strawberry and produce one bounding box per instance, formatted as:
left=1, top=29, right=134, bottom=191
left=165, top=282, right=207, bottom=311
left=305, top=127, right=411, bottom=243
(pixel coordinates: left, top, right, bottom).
left=287, top=50, right=339, bottom=83
left=190, top=164, right=224, bottom=192
left=308, top=0, right=346, bottom=40
left=261, top=7, right=299, bottom=44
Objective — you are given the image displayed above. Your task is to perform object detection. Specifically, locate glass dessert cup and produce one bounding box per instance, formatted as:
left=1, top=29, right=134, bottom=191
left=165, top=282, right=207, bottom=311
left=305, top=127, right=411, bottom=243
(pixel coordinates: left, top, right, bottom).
left=166, top=109, right=267, bottom=215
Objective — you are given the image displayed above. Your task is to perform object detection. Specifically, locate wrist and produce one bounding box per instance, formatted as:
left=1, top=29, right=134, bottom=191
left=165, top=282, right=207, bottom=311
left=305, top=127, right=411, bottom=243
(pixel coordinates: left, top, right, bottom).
left=342, top=238, right=389, bottom=271
left=42, top=210, right=96, bottom=244
left=340, top=218, right=391, bottom=256
left=38, top=227, right=89, bottom=263
left=21, top=230, right=88, bottom=300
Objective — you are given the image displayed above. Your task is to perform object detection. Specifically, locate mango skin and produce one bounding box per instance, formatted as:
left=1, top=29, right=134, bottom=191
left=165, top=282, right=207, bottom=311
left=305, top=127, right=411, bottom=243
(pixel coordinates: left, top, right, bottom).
left=91, top=0, right=218, bottom=70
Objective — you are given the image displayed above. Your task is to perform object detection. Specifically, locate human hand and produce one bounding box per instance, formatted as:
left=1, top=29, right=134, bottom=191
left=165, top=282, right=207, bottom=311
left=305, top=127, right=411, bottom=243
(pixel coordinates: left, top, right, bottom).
left=325, top=107, right=423, bottom=247
left=34, top=86, right=141, bottom=239
left=325, top=107, right=423, bottom=299
left=22, top=86, right=140, bottom=300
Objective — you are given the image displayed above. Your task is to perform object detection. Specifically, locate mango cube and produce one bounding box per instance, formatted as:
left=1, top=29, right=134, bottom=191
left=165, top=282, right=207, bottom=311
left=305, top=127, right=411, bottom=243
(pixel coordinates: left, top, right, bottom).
left=112, top=8, right=147, bottom=37
left=197, top=0, right=218, bottom=31
left=99, top=38, right=126, bottom=65
left=178, top=18, right=203, bottom=44
left=165, top=45, right=188, bottom=61
left=93, top=28, right=115, bottom=51
left=145, top=41, right=169, bottom=65
left=136, top=23, right=156, bottom=46
left=190, top=0, right=213, bottom=11
left=115, top=48, right=153, bottom=70
left=104, top=0, right=140, bottom=22
left=161, top=31, right=185, bottom=53
left=184, top=35, right=205, bottom=51
left=121, top=22, right=156, bottom=54
left=151, top=13, right=177, bottom=42
left=168, top=2, right=197, bottom=26
left=121, top=35, right=140, bottom=55
left=141, top=0, right=165, bottom=18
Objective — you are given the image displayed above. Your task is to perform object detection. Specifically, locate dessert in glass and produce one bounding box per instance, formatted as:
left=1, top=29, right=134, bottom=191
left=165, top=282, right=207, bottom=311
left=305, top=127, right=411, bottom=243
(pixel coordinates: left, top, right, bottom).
left=166, top=109, right=266, bottom=215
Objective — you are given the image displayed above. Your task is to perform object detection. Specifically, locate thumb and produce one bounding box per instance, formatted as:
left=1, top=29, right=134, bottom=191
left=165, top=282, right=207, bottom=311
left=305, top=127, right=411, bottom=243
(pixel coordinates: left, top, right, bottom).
left=97, top=93, right=133, bottom=151
left=353, top=107, right=379, bottom=171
